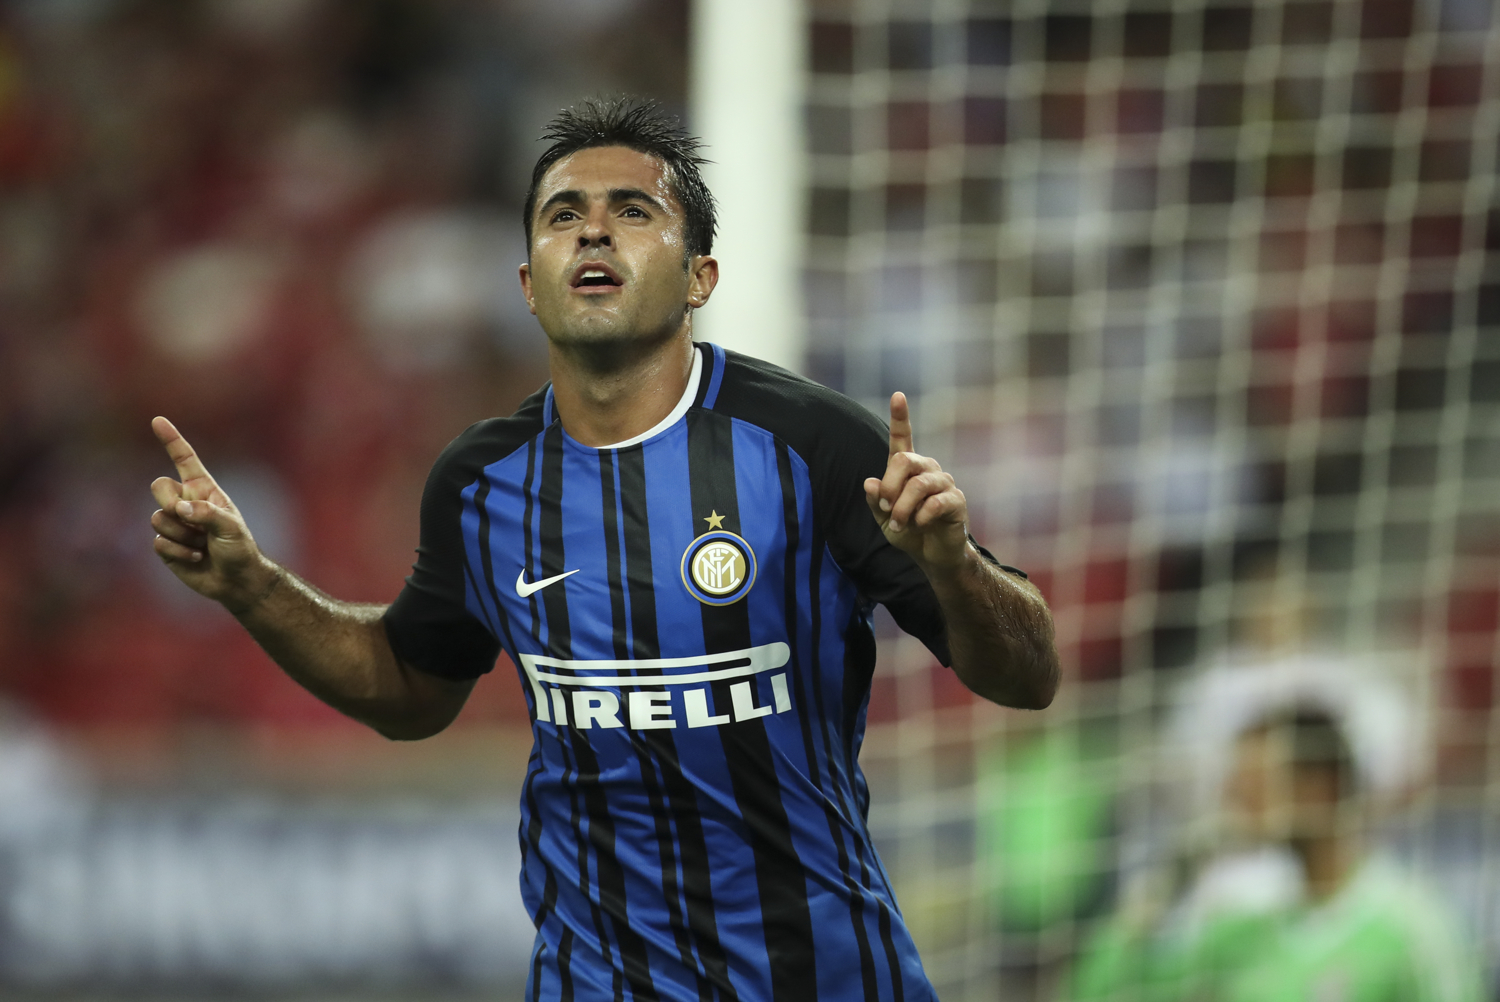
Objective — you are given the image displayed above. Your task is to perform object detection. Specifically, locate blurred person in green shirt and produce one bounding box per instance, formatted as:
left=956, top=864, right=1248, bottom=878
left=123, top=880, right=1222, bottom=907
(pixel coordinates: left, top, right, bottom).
left=1068, top=706, right=1483, bottom=1002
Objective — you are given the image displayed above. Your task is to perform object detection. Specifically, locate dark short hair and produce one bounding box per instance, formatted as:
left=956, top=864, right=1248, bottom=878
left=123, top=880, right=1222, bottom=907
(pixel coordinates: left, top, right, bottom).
left=1247, top=707, right=1358, bottom=796
left=523, top=96, right=717, bottom=260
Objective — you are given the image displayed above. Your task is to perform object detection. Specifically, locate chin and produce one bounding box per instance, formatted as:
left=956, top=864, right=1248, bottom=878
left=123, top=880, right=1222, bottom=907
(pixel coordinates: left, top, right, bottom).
left=548, top=320, right=636, bottom=347
left=546, top=313, right=679, bottom=352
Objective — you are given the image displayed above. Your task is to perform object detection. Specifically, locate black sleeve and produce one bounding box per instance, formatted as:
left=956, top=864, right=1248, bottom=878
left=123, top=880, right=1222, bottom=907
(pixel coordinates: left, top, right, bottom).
left=804, top=392, right=955, bottom=665
left=709, top=352, right=955, bottom=664
left=382, top=392, right=547, bottom=681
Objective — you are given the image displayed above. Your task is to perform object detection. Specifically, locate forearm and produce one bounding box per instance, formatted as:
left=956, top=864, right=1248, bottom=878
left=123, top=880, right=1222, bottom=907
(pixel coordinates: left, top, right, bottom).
left=924, top=546, right=1059, bottom=709
left=228, top=557, right=470, bottom=739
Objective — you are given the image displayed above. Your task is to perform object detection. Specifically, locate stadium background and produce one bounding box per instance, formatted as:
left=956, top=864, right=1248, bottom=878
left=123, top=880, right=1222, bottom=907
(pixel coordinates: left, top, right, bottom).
left=0, top=0, right=1497, bottom=998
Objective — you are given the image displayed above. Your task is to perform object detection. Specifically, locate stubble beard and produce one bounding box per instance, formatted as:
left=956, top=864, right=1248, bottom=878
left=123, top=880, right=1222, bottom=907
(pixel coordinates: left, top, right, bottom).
left=544, top=301, right=689, bottom=374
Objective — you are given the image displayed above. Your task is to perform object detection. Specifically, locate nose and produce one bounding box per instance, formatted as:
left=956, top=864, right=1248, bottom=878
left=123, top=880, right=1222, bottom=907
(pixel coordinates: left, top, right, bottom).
left=578, top=205, right=613, bottom=250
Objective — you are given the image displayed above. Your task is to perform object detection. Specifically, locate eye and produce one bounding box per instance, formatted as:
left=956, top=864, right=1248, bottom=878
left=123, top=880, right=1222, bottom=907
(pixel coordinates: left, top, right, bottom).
left=551, top=209, right=579, bottom=223
left=622, top=205, right=648, bottom=218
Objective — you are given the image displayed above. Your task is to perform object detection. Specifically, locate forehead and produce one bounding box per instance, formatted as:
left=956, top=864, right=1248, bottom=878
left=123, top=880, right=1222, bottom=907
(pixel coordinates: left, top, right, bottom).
left=1234, top=727, right=1278, bottom=759
left=534, top=146, right=679, bottom=210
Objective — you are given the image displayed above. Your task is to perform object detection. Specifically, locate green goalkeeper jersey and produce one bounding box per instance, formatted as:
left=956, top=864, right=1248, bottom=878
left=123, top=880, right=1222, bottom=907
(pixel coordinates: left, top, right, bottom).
left=1069, top=859, right=1483, bottom=1002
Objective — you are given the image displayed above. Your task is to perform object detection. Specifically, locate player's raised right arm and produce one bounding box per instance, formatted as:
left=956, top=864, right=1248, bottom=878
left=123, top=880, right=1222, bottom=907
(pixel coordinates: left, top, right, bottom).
left=148, top=417, right=473, bottom=740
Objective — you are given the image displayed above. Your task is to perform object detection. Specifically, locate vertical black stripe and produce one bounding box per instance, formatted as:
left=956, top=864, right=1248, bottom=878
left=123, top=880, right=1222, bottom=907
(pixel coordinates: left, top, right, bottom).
left=876, top=904, right=903, bottom=1002
left=539, top=425, right=573, bottom=653
left=541, top=429, right=657, bottom=1002
left=814, top=601, right=904, bottom=1000
left=831, top=608, right=905, bottom=1002
left=687, top=410, right=817, bottom=1002
left=600, top=453, right=631, bottom=660
left=602, top=451, right=714, bottom=1002
left=556, top=713, right=618, bottom=997
left=476, top=471, right=567, bottom=999
left=526, top=433, right=595, bottom=995
left=523, top=440, right=545, bottom=647
left=776, top=445, right=881, bottom=1002
left=530, top=937, right=546, bottom=1002
left=558, top=929, right=576, bottom=1002
left=619, top=445, right=741, bottom=1002
left=690, top=342, right=715, bottom=408
left=470, top=476, right=521, bottom=672
left=618, top=448, right=660, bottom=662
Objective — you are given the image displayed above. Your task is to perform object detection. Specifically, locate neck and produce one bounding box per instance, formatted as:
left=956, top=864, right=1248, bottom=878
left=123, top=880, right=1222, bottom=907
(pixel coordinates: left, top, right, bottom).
left=1292, top=832, right=1357, bottom=903
left=546, top=327, right=696, bottom=447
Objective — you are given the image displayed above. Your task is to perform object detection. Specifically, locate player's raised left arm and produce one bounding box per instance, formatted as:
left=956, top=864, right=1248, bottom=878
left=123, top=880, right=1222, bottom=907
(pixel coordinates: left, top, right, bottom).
left=863, top=393, right=1059, bottom=709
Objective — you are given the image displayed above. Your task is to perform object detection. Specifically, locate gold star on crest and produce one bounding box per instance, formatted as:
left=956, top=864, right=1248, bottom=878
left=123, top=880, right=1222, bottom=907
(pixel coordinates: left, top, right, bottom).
left=703, top=510, right=726, bottom=530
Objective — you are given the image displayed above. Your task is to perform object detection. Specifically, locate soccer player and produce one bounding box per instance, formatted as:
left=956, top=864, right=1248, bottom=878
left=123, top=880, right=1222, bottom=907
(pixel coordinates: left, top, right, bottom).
left=148, top=96, right=1059, bottom=1002
left=1068, top=707, right=1483, bottom=1002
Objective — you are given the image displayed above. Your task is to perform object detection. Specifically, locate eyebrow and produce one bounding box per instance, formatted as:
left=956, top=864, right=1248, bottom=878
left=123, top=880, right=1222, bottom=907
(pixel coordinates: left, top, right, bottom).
left=537, top=187, right=668, bottom=219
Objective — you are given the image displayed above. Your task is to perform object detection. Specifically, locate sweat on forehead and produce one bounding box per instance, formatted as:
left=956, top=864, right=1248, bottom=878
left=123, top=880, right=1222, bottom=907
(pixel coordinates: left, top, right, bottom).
left=522, top=95, right=718, bottom=257
left=534, top=149, right=677, bottom=210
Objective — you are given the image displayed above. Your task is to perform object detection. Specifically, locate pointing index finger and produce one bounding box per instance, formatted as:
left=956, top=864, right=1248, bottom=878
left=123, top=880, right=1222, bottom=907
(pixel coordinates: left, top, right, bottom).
left=888, top=392, right=913, bottom=457
left=152, top=416, right=223, bottom=503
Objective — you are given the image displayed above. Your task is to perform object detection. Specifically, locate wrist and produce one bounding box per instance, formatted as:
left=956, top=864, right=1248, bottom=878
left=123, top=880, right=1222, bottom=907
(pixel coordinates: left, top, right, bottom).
left=225, top=555, right=284, bottom=618
left=917, top=535, right=987, bottom=590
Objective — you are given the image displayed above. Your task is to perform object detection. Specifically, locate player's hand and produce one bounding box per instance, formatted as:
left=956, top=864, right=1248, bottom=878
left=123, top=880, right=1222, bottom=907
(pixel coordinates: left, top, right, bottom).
left=149, top=417, right=278, bottom=614
left=863, top=392, right=971, bottom=572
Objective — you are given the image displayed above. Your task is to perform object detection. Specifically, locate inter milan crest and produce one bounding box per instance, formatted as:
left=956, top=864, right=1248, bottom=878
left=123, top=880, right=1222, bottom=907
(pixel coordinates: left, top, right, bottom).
left=681, top=511, right=757, bottom=606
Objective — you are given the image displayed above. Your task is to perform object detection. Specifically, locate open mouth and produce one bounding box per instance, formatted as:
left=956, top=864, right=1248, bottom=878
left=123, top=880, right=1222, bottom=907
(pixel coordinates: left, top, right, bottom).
left=571, top=263, right=624, bottom=289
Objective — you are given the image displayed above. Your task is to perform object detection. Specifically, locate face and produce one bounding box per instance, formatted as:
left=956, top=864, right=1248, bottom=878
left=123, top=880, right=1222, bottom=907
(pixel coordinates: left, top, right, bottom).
left=520, top=146, right=717, bottom=351
left=1225, top=727, right=1345, bottom=843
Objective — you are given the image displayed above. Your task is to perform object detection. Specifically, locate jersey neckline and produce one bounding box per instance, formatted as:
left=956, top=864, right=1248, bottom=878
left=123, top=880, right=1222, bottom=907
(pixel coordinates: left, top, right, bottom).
left=542, top=342, right=712, bottom=452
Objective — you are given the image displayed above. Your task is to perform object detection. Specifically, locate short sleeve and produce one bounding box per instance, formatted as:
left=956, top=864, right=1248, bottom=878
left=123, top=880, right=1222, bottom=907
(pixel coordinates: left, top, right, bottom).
left=382, top=412, right=546, bottom=681
left=808, top=400, right=954, bottom=665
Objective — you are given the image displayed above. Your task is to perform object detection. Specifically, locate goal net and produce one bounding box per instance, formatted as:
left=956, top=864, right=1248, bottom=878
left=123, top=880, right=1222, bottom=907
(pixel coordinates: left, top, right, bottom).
left=800, top=0, right=1500, bottom=997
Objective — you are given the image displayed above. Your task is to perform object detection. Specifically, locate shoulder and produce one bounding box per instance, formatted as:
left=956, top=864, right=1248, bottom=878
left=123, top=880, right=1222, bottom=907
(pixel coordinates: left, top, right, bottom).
left=1334, top=862, right=1480, bottom=985
left=426, top=384, right=550, bottom=491
left=709, top=347, right=887, bottom=460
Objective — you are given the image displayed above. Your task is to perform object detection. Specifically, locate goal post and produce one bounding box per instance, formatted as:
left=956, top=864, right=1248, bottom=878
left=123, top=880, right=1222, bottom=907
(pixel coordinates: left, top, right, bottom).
left=689, top=0, right=807, bottom=372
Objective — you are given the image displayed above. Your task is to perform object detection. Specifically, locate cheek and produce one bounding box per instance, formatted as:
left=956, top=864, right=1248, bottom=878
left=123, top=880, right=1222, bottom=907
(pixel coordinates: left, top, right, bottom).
left=528, top=238, right=570, bottom=284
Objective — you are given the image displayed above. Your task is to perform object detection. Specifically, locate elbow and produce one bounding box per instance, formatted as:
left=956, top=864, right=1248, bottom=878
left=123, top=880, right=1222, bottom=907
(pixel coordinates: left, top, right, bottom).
left=367, top=659, right=473, bottom=740
left=366, top=696, right=464, bottom=741
left=1014, top=659, right=1059, bottom=710
left=1020, top=640, right=1061, bottom=710
left=356, top=694, right=462, bottom=742
left=957, top=641, right=1059, bottom=710
left=371, top=716, right=452, bottom=742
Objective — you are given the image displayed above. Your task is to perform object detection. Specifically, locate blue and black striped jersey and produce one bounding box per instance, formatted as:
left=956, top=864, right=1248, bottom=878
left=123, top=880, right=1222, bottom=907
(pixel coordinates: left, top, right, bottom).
left=385, top=343, right=955, bottom=1002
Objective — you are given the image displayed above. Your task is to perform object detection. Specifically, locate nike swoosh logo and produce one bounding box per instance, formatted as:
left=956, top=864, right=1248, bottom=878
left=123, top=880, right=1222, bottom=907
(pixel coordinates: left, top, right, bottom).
left=515, top=568, right=580, bottom=598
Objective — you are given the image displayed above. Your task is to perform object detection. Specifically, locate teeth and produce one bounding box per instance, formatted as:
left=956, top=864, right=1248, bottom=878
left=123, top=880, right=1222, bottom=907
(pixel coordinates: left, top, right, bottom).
left=583, top=270, right=606, bottom=279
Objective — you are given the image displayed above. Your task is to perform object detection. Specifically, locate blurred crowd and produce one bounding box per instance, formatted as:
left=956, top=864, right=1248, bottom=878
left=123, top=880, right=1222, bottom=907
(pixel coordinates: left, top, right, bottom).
left=0, top=0, right=686, bottom=730
left=2, top=0, right=1500, bottom=997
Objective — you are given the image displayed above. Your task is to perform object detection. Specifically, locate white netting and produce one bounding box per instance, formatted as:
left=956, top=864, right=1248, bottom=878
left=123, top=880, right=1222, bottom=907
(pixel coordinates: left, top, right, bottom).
left=802, top=0, right=1500, bottom=997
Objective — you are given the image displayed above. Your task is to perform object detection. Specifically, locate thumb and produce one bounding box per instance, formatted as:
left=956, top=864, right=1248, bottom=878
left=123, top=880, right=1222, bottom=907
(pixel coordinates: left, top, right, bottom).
left=174, top=499, right=242, bottom=540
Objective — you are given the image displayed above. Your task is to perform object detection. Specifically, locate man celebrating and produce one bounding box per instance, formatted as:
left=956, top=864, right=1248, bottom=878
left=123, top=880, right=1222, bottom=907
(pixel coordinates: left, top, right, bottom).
left=149, top=97, right=1058, bottom=1002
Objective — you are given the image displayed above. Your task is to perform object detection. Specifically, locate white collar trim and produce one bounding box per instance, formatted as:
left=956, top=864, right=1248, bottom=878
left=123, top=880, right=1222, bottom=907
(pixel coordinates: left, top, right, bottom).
left=596, top=345, right=702, bottom=450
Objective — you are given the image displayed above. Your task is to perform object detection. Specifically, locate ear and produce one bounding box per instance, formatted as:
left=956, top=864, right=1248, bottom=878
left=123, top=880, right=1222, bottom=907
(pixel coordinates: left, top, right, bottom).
left=518, top=263, right=537, bottom=316
left=686, top=255, right=719, bottom=309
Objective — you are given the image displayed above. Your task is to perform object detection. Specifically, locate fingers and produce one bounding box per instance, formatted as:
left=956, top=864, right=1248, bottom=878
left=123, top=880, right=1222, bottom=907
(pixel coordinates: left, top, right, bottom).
left=150, top=475, right=183, bottom=508
left=153, top=531, right=204, bottom=564
left=910, top=487, right=966, bottom=529
left=877, top=452, right=942, bottom=524
left=152, top=416, right=226, bottom=504
left=887, top=470, right=957, bottom=532
left=172, top=499, right=244, bottom=541
left=864, top=477, right=888, bottom=527
left=887, top=392, right=912, bottom=457
left=151, top=507, right=206, bottom=547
